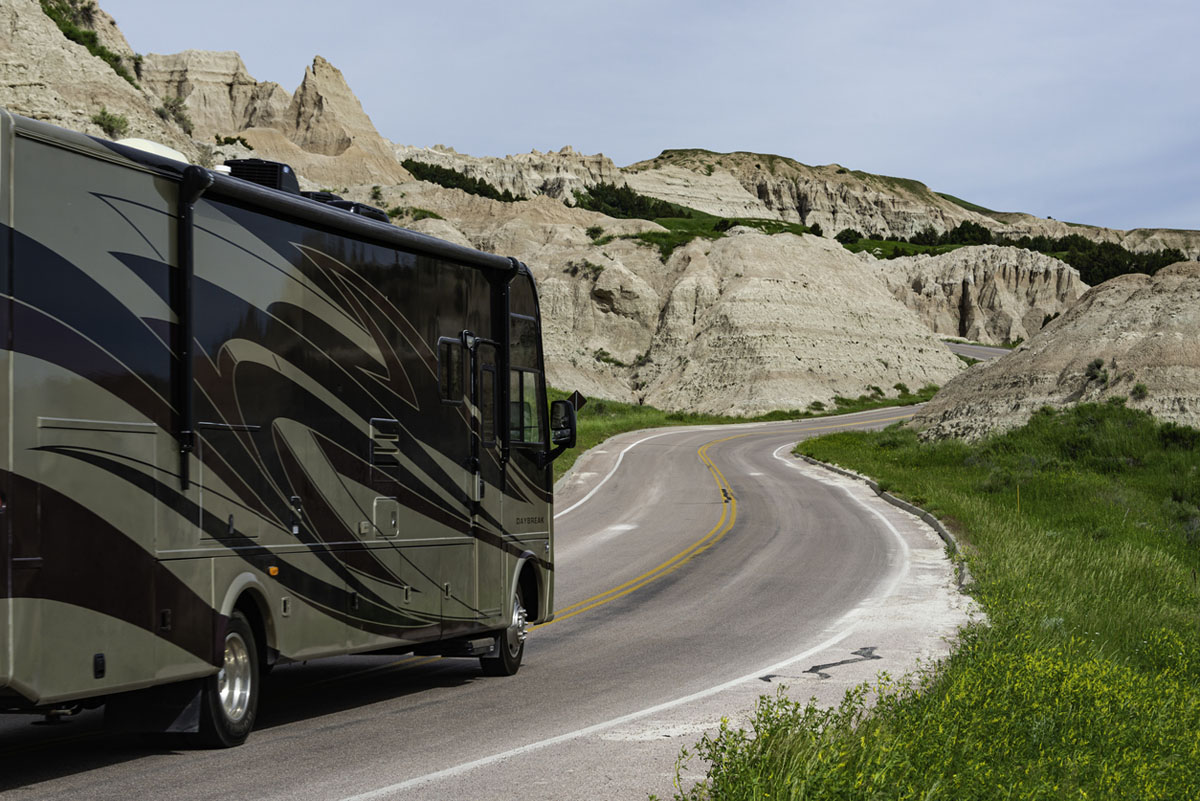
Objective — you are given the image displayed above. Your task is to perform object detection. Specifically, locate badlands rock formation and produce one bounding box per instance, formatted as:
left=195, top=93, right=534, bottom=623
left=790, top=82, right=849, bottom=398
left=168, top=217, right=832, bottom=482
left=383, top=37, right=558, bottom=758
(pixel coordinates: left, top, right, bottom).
left=140, top=52, right=409, bottom=185
left=392, top=144, right=625, bottom=203
left=138, top=50, right=290, bottom=140
left=0, top=0, right=197, bottom=155
left=356, top=178, right=964, bottom=413
left=912, top=262, right=1200, bottom=440
left=869, top=246, right=1088, bottom=345
left=623, top=150, right=1200, bottom=259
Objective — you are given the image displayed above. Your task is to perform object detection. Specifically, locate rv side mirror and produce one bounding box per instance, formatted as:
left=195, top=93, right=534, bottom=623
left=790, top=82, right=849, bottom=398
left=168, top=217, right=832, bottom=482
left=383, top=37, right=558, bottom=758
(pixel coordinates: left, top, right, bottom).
left=550, top=399, right=577, bottom=448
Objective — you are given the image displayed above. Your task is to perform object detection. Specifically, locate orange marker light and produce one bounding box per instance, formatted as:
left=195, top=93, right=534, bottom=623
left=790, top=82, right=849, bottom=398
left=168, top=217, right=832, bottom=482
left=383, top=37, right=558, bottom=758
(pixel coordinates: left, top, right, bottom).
left=268, top=566, right=280, bottom=577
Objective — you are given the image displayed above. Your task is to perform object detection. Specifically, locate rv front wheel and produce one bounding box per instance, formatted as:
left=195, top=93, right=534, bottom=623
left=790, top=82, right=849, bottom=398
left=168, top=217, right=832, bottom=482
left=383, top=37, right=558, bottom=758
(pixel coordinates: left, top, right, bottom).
left=197, top=610, right=260, bottom=747
left=481, top=584, right=527, bottom=676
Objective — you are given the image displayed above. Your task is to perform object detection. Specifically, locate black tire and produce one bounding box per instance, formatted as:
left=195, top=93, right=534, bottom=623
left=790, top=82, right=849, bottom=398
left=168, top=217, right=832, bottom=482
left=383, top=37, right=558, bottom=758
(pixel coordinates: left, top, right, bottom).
left=196, top=610, right=259, bottom=747
left=480, top=583, right=526, bottom=676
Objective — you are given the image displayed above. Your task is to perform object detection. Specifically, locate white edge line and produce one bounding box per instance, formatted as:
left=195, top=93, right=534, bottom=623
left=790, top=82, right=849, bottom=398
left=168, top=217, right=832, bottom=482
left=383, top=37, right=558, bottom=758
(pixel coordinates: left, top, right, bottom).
left=552, top=408, right=913, bottom=521
left=338, top=622, right=860, bottom=801
left=771, top=443, right=911, bottom=593
left=341, top=438, right=919, bottom=801
left=552, top=430, right=677, bottom=519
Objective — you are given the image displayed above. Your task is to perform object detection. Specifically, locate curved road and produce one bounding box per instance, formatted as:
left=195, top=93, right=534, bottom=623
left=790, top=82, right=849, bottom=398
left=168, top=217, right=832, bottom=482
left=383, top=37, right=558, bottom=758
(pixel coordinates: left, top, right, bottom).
left=0, top=407, right=969, bottom=800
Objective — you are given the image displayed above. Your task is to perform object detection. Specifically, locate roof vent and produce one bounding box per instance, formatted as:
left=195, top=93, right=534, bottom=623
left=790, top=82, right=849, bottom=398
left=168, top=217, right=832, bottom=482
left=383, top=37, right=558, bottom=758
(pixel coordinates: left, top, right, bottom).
left=224, top=158, right=300, bottom=194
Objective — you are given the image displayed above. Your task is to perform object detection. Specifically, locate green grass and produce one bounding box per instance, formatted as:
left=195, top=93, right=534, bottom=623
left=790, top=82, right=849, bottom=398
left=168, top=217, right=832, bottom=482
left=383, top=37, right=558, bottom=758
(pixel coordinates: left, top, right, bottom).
left=673, top=402, right=1200, bottom=800
left=935, top=191, right=1004, bottom=218
left=548, top=384, right=937, bottom=481
left=627, top=211, right=810, bottom=261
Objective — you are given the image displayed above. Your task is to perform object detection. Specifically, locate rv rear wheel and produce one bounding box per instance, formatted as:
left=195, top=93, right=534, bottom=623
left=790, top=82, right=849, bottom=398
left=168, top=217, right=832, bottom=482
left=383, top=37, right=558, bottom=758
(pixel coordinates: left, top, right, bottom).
left=481, top=584, right=527, bottom=676
left=197, top=610, right=260, bottom=747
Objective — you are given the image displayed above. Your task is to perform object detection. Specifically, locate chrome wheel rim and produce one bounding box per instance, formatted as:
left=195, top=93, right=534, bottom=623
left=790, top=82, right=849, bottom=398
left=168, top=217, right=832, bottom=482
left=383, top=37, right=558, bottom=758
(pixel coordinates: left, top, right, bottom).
left=505, top=597, right=528, bottom=659
left=218, top=631, right=252, bottom=723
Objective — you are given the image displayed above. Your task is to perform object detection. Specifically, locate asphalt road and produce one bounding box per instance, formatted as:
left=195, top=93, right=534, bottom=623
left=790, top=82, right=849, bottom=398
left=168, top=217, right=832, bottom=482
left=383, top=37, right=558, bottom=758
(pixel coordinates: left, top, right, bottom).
left=945, top=340, right=1012, bottom=361
left=0, top=406, right=970, bottom=800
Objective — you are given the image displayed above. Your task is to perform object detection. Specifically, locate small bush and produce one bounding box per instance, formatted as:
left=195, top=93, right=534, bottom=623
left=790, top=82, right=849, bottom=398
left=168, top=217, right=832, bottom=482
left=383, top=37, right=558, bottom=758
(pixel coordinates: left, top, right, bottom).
left=215, top=134, right=253, bottom=150
left=370, top=185, right=384, bottom=204
left=1084, top=357, right=1108, bottom=384
left=90, top=107, right=128, bottom=139
left=1131, top=382, right=1149, bottom=401
left=893, top=382, right=911, bottom=396
left=835, top=228, right=862, bottom=244
left=585, top=225, right=605, bottom=241
left=159, top=96, right=192, bottom=135
left=808, top=222, right=823, bottom=237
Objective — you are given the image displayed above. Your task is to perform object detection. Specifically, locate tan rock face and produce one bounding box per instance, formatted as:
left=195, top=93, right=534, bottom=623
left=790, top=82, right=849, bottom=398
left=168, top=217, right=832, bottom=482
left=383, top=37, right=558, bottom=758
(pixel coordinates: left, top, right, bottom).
left=912, top=262, right=1200, bottom=440
left=0, top=0, right=197, bottom=155
left=624, top=150, right=1200, bottom=259
left=364, top=179, right=965, bottom=414
left=868, top=246, right=1088, bottom=345
left=638, top=231, right=964, bottom=415
left=139, top=50, right=289, bottom=140
left=392, top=144, right=626, bottom=202
left=139, top=50, right=408, bottom=186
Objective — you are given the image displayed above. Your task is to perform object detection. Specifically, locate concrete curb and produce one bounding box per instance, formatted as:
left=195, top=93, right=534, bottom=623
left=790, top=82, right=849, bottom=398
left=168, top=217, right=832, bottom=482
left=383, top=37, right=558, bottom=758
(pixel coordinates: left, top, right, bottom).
left=797, top=455, right=976, bottom=590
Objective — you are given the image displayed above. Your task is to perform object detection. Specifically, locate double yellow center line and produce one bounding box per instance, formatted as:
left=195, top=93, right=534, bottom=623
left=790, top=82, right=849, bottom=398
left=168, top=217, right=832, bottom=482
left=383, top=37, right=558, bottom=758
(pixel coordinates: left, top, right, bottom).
left=540, top=411, right=915, bottom=627
left=538, top=432, right=741, bottom=627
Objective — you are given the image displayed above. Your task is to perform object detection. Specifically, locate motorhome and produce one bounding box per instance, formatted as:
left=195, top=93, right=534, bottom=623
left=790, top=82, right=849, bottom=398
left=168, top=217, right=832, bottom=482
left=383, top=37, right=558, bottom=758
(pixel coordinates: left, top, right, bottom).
left=0, top=109, right=576, bottom=746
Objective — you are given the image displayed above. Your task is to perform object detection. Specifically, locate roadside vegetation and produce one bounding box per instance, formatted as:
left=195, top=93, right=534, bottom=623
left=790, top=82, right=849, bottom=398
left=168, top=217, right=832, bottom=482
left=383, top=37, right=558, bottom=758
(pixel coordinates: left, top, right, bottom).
left=837, top=220, right=1187, bottom=284
left=401, top=159, right=526, bottom=202
left=672, top=401, right=1200, bottom=799
left=547, top=383, right=936, bottom=481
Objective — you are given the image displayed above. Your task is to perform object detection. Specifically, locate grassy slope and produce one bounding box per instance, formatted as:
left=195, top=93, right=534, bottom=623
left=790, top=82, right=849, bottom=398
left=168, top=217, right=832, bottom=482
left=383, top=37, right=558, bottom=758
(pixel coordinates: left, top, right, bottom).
left=674, top=402, right=1200, bottom=800
left=547, top=384, right=938, bottom=482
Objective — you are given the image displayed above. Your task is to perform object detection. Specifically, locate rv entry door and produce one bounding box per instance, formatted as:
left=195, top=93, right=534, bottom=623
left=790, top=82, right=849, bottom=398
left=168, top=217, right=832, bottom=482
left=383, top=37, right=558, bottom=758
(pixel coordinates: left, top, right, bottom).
left=468, top=336, right=505, bottom=622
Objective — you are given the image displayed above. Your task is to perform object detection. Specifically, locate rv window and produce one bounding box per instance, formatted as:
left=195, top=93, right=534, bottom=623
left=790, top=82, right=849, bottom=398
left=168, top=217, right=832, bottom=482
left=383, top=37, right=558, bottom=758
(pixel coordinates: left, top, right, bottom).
left=438, top=338, right=463, bottom=404
left=510, top=315, right=540, bottom=369
left=509, top=368, right=544, bottom=445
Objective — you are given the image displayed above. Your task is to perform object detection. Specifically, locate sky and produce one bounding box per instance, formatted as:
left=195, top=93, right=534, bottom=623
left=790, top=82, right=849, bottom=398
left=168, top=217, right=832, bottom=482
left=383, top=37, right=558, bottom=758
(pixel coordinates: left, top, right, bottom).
left=101, top=0, right=1199, bottom=231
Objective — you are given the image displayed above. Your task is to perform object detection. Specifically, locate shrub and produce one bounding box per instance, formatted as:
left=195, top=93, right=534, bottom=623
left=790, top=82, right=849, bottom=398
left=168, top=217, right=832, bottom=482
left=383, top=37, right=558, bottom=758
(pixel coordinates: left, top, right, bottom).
left=585, top=225, right=605, bottom=241
left=573, top=182, right=691, bottom=220
left=1084, top=358, right=1108, bottom=384
left=401, top=159, right=525, bottom=202
left=808, top=222, right=823, bottom=237
left=215, top=134, right=253, bottom=150
left=835, top=228, right=862, bottom=244
left=159, top=96, right=192, bottom=135
left=1131, top=382, right=1149, bottom=401
left=90, top=107, right=128, bottom=139
left=893, top=382, right=911, bottom=396
left=370, top=185, right=384, bottom=204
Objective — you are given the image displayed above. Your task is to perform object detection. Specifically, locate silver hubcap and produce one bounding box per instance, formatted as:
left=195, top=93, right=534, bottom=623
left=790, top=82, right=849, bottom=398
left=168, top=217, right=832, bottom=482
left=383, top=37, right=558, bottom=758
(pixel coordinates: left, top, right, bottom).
left=218, top=631, right=252, bottom=723
left=505, top=597, right=528, bottom=658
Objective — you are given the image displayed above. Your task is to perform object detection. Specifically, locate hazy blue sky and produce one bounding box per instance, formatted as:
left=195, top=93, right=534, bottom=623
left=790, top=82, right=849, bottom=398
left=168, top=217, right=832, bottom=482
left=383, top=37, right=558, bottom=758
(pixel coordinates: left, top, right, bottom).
left=102, top=0, right=1198, bottom=231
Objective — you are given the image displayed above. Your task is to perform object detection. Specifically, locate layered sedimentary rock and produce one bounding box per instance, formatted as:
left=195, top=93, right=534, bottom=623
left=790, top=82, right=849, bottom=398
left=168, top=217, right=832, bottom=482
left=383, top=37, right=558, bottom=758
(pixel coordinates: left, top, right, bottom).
left=0, top=0, right=197, bottom=155
left=392, top=144, right=626, bottom=202
left=912, top=262, right=1200, bottom=440
left=355, top=180, right=965, bottom=414
left=622, top=150, right=1200, bottom=259
left=139, top=50, right=290, bottom=139
left=868, top=246, right=1088, bottom=345
left=139, top=52, right=408, bottom=185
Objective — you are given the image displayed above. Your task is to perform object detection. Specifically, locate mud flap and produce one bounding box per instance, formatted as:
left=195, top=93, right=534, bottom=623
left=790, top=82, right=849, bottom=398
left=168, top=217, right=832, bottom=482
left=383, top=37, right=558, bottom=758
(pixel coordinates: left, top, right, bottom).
left=104, top=678, right=203, bottom=734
